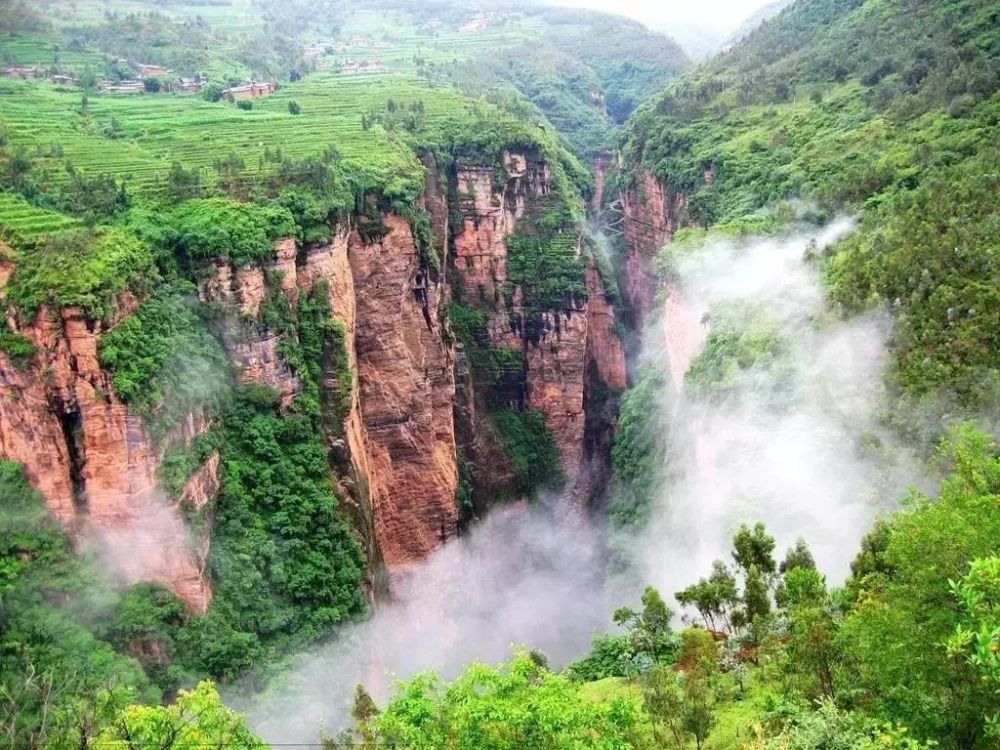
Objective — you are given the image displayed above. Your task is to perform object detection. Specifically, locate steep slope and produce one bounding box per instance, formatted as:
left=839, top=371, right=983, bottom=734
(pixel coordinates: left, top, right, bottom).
left=0, top=75, right=627, bottom=685
left=617, top=0, right=1000, bottom=407
left=450, top=8, right=690, bottom=159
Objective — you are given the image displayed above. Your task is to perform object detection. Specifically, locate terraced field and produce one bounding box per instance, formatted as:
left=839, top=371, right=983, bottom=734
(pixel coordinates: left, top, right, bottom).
left=0, top=33, right=107, bottom=70
left=0, top=73, right=486, bottom=203
left=0, top=193, right=81, bottom=238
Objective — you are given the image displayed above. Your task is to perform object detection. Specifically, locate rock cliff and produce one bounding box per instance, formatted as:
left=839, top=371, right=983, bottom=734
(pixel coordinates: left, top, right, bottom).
left=0, top=297, right=212, bottom=612
left=620, top=170, right=689, bottom=327
left=0, top=147, right=628, bottom=610
left=451, top=151, right=627, bottom=510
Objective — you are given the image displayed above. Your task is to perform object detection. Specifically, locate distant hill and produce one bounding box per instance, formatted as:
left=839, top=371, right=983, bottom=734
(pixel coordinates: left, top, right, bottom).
left=721, top=0, right=795, bottom=49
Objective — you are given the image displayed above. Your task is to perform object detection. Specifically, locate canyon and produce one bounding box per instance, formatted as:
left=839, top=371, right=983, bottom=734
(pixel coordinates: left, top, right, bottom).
left=0, top=148, right=636, bottom=609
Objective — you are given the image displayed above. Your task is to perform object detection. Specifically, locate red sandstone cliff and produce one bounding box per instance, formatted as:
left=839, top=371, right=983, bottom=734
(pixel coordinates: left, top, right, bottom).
left=0, top=294, right=212, bottom=612
left=200, top=214, right=459, bottom=588
left=621, top=170, right=689, bottom=328
left=451, top=151, right=627, bottom=510
left=0, top=146, right=629, bottom=610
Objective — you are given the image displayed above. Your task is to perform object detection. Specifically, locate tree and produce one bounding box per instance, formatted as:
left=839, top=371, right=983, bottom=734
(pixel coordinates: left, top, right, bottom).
left=95, top=681, right=267, bottom=749
left=743, top=565, right=770, bottom=622
left=780, top=538, right=816, bottom=573
left=356, top=651, right=650, bottom=750
left=614, top=585, right=676, bottom=663
left=948, top=556, right=1000, bottom=738
left=641, top=665, right=687, bottom=749
left=775, top=566, right=826, bottom=609
left=650, top=630, right=719, bottom=750
left=682, top=676, right=716, bottom=750
left=202, top=82, right=224, bottom=102
left=676, top=560, right=739, bottom=632
left=288, top=99, right=301, bottom=115
left=167, top=162, right=201, bottom=201
left=143, top=77, right=161, bottom=93
left=732, top=522, right=777, bottom=576
left=838, top=426, right=1000, bottom=745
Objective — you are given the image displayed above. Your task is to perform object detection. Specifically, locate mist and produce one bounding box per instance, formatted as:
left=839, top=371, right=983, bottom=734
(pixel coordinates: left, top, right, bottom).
left=626, top=218, right=928, bottom=602
left=240, top=501, right=612, bottom=745
left=240, top=219, right=924, bottom=742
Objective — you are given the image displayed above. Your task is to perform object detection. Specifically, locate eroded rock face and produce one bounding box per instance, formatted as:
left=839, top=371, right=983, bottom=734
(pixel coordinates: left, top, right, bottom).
left=0, top=304, right=212, bottom=613
left=199, top=255, right=300, bottom=404
left=0, top=146, right=629, bottom=612
left=621, top=170, right=689, bottom=327
left=591, top=151, right=616, bottom=214
left=450, top=152, right=627, bottom=510
left=348, top=215, right=459, bottom=571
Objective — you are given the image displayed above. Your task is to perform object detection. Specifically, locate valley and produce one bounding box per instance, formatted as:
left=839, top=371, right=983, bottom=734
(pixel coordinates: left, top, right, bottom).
left=1, top=1, right=999, bottom=748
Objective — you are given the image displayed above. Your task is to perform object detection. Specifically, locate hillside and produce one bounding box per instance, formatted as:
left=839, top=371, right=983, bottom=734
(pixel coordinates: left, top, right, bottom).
left=618, top=0, right=1000, bottom=408
left=0, top=0, right=632, bottom=741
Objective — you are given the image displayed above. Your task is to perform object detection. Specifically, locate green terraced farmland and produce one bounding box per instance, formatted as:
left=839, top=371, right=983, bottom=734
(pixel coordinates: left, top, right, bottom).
left=0, top=193, right=81, bottom=238
left=0, top=72, right=486, bottom=206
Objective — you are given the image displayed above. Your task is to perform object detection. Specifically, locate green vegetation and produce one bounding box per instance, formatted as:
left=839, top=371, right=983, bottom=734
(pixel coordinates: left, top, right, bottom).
left=328, top=650, right=650, bottom=750
left=0, top=328, right=36, bottom=363
left=96, top=681, right=266, bottom=750
left=196, top=386, right=366, bottom=679
left=491, top=409, right=565, bottom=498
left=588, top=426, right=1000, bottom=749
left=609, top=367, right=670, bottom=535
left=0, top=460, right=158, bottom=747
left=451, top=9, right=689, bottom=159
left=621, top=0, right=1000, bottom=409
left=162, top=199, right=296, bottom=266
left=5, top=228, right=158, bottom=318
left=99, top=288, right=231, bottom=439
left=684, top=302, right=792, bottom=401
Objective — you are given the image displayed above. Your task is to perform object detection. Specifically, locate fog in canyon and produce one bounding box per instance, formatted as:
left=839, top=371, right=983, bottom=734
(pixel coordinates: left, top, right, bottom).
left=242, top=218, right=927, bottom=744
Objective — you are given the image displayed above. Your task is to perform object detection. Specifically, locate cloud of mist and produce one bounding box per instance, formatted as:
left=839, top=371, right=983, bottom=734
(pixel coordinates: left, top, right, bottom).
left=627, top=218, right=929, bottom=601
left=235, top=218, right=925, bottom=743
left=240, top=502, right=611, bottom=745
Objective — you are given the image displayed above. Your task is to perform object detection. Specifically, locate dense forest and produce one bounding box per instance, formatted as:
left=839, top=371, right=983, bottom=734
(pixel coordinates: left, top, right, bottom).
left=1, top=0, right=999, bottom=748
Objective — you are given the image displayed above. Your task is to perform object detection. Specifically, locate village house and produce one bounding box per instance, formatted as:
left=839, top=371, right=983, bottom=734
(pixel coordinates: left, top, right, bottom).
left=340, top=59, right=387, bottom=75
left=221, top=80, right=276, bottom=100
left=98, top=79, right=144, bottom=93
left=3, top=66, right=39, bottom=78
left=176, top=77, right=204, bottom=92
left=137, top=63, right=171, bottom=77
left=51, top=75, right=78, bottom=86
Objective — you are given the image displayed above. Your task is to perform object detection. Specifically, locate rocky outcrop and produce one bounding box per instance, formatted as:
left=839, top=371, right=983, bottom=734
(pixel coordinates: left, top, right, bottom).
left=0, top=303, right=212, bottom=613
left=450, top=151, right=626, bottom=510
left=591, top=151, right=615, bottom=214
left=621, top=170, right=689, bottom=328
left=198, top=248, right=300, bottom=404
left=348, top=214, right=459, bottom=571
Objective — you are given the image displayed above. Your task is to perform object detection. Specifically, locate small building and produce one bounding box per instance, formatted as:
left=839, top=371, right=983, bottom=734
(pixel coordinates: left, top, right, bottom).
left=221, top=81, right=276, bottom=101
left=339, top=59, right=386, bottom=76
left=3, top=66, right=39, bottom=78
left=176, top=77, right=204, bottom=92
left=51, top=75, right=79, bottom=86
left=137, top=63, right=171, bottom=77
left=98, top=79, right=144, bottom=93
